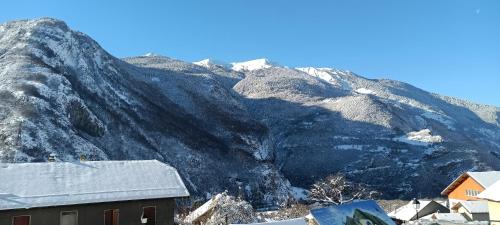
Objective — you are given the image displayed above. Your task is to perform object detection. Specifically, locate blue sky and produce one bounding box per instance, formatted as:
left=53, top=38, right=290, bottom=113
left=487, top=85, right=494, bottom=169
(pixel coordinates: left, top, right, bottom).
left=1, top=0, right=499, bottom=106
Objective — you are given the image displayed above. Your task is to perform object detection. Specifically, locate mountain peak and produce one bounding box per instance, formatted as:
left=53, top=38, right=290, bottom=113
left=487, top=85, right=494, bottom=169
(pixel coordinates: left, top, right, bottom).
left=231, top=58, right=279, bottom=71
left=193, top=58, right=230, bottom=68
left=1, top=17, right=69, bottom=32
left=143, top=52, right=164, bottom=57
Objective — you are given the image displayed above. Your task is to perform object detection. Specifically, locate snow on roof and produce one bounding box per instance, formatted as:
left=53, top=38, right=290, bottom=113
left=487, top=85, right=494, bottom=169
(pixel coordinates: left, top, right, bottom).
left=422, top=213, right=467, bottom=222
left=0, top=160, right=189, bottom=210
left=185, top=193, right=223, bottom=224
left=468, top=171, right=500, bottom=188
left=230, top=218, right=307, bottom=225
left=477, top=180, right=500, bottom=202
left=388, top=200, right=445, bottom=221
left=451, top=200, right=489, bottom=213
left=388, top=200, right=431, bottom=221
left=441, top=171, right=500, bottom=196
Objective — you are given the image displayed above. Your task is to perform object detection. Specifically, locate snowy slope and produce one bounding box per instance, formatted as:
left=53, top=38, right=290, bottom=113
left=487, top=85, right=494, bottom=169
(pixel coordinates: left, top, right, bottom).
left=0, top=18, right=499, bottom=203
left=194, top=58, right=231, bottom=69
left=0, top=18, right=289, bottom=205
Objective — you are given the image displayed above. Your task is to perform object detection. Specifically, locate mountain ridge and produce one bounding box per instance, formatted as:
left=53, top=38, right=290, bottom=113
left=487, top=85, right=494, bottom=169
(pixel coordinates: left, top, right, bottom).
left=0, top=18, right=499, bottom=203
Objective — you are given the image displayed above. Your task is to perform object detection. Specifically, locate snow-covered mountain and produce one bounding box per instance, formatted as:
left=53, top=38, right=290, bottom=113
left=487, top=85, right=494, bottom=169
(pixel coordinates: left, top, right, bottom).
left=0, top=18, right=499, bottom=203
left=231, top=58, right=279, bottom=72
left=193, top=58, right=230, bottom=69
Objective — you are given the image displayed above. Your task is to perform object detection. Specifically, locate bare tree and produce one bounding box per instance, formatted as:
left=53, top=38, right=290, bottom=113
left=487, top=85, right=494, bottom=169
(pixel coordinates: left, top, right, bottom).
left=309, top=173, right=378, bottom=205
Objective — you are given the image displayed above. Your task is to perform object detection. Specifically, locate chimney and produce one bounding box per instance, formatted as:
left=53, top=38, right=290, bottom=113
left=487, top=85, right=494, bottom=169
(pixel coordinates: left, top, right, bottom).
left=48, top=153, right=56, bottom=162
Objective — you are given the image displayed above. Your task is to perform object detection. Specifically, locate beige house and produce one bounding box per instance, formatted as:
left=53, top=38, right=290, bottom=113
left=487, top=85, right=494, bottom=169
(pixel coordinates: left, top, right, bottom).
left=477, top=180, right=500, bottom=225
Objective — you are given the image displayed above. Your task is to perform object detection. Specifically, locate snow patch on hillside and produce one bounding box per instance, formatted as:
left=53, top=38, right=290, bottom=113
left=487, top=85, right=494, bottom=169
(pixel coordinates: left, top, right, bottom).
left=355, top=88, right=375, bottom=95
left=394, top=129, right=442, bottom=146
left=143, top=52, right=161, bottom=57
left=290, top=186, right=309, bottom=201
left=295, top=67, right=352, bottom=91
left=296, top=67, right=337, bottom=82
left=194, top=59, right=213, bottom=67
left=422, top=111, right=456, bottom=130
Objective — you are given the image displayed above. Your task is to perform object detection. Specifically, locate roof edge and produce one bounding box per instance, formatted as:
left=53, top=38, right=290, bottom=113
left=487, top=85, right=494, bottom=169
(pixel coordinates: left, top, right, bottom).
left=0, top=193, right=189, bottom=211
left=441, top=172, right=470, bottom=196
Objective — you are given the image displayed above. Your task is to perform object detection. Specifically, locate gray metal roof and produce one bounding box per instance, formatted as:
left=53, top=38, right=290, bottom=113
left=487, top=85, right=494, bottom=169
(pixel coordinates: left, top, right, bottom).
left=467, top=171, right=500, bottom=188
left=0, top=160, right=189, bottom=210
left=452, top=200, right=489, bottom=213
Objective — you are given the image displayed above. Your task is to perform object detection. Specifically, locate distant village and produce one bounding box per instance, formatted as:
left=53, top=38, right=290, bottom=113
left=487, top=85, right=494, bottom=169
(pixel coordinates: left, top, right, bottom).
left=0, top=159, right=499, bottom=225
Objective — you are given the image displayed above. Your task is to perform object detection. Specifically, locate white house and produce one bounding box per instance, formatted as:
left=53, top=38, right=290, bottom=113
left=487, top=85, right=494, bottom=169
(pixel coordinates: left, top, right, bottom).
left=421, top=213, right=468, bottom=223
left=388, top=200, right=449, bottom=221
left=451, top=200, right=489, bottom=221
left=231, top=218, right=308, bottom=225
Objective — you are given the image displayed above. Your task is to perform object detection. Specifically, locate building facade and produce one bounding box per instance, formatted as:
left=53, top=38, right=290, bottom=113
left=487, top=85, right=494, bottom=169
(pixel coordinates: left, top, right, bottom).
left=451, top=201, right=489, bottom=221
left=0, top=198, right=174, bottom=225
left=485, top=201, right=500, bottom=225
left=388, top=200, right=449, bottom=222
left=478, top=180, right=500, bottom=225
left=0, top=160, right=189, bottom=225
left=441, top=171, right=500, bottom=208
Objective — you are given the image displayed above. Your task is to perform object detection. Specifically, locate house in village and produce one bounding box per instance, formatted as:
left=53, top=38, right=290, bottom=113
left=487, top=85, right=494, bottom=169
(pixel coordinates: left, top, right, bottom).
left=441, top=171, right=500, bottom=208
left=231, top=218, right=307, bottom=225
left=421, top=212, right=468, bottom=223
left=387, top=200, right=449, bottom=222
left=0, top=160, right=189, bottom=225
left=450, top=200, right=489, bottom=221
left=477, top=180, right=500, bottom=225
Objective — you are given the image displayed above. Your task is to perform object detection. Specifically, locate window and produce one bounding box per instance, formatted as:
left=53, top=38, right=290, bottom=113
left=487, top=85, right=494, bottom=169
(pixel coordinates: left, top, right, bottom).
left=141, top=206, right=156, bottom=225
left=12, top=215, right=30, bottom=225
left=60, top=211, right=78, bottom=225
left=104, top=209, right=119, bottom=225
left=465, top=189, right=480, bottom=197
